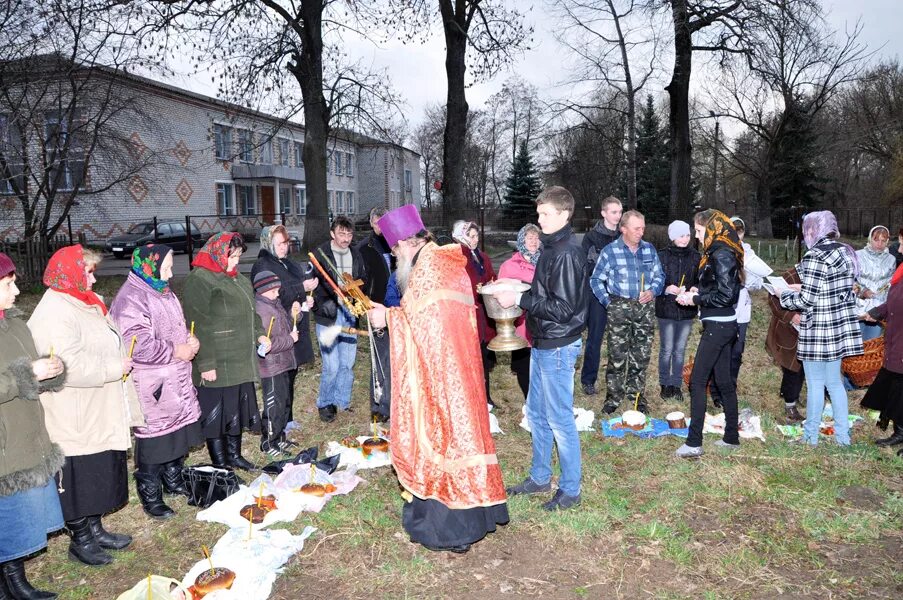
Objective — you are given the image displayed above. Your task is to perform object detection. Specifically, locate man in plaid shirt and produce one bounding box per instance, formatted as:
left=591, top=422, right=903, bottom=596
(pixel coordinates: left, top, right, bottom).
left=590, top=210, right=664, bottom=414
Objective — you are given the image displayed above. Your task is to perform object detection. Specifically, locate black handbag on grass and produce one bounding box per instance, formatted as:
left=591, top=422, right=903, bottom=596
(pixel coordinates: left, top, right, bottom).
left=181, top=464, right=243, bottom=508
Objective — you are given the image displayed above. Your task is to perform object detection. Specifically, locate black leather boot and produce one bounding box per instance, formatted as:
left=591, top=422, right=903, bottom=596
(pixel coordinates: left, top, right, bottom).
left=66, top=518, right=113, bottom=566
left=161, top=458, right=190, bottom=497
left=226, top=435, right=257, bottom=471
left=134, top=464, right=175, bottom=520
left=875, top=423, right=903, bottom=447
left=0, top=569, right=11, bottom=600
left=1, top=559, right=57, bottom=599
left=206, top=437, right=228, bottom=468
left=86, top=515, right=132, bottom=550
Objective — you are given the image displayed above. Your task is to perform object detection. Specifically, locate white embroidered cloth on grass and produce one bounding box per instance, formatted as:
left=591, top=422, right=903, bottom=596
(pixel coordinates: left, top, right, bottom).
left=701, top=408, right=765, bottom=441
left=325, top=435, right=392, bottom=469
left=518, top=404, right=596, bottom=432
left=488, top=403, right=503, bottom=434
left=196, top=468, right=362, bottom=528
left=181, top=526, right=315, bottom=600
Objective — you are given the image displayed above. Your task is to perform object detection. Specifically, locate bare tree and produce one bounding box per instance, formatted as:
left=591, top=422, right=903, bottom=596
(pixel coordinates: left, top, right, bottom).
left=0, top=0, right=164, bottom=240
left=374, top=1, right=530, bottom=216
left=144, top=0, right=404, bottom=248
left=411, top=104, right=445, bottom=209
left=551, top=0, right=664, bottom=207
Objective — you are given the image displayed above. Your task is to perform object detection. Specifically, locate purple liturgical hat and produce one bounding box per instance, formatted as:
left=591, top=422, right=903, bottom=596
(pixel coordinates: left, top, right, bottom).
left=377, top=204, right=425, bottom=248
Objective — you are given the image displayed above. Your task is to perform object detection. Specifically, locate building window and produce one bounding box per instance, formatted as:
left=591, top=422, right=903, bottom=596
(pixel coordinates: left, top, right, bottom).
left=336, top=190, right=344, bottom=214
left=214, top=123, right=231, bottom=160
left=279, top=186, right=292, bottom=214
left=238, top=130, right=252, bottom=163
left=0, top=113, right=24, bottom=195
left=328, top=190, right=334, bottom=214
left=279, top=139, right=290, bottom=166
left=260, top=138, right=273, bottom=164
left=237, top=184, right=255, bottom=215
left=404, top=168, right=412, bottom=191
left=345, top=153, right=354, bottom=177
left=216, top=183, right=235, bottom=215
left=335, top=151, right=343, bottom=176
left=346, top=191, right=354, bottom=215
left=44, top=111, right=85, bottom=192
left=294, top=186, right=306, bottom=215
left=294, top=141, right=303, bottom=168
left=327, top=151, right=333, bottom=175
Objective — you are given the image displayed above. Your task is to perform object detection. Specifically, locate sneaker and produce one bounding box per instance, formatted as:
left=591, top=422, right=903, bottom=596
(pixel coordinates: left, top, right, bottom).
left=264, top=447, right=283, bottom=459
left=318, top=405, right=337, bottom=423
left=602, top=401, right=619, bottom=415
left=542, top=489, right=581, bottom=511
left=278, top=440, right=299, bottom=452
left=784, top=405, right=804, bottom=422
left=505, top=477, right=552, bottom=496
left=582, top=383, right=597, bottom=396
left=675, top=444, right=704, bottom=458
left=714, top=439, right=740, bottom=451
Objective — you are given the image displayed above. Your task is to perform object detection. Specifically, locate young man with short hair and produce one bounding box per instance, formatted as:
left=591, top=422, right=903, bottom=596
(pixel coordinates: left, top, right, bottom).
left=580, top=196, right=622, bottom=396
left=494, top=186, right=589, bottom=511
left=312, top=216, right=368, bottom=422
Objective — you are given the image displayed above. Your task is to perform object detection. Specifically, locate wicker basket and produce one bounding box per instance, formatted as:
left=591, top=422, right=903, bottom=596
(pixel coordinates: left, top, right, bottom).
left=842, top=336, right=884, bottom=388
left=681, top=360, right=712, bottom=393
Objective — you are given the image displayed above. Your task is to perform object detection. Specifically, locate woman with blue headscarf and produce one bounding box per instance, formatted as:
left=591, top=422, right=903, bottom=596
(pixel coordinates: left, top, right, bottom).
left=110, top=244, right=201, bottom=519
left=499, top=224, right=542, bottom=399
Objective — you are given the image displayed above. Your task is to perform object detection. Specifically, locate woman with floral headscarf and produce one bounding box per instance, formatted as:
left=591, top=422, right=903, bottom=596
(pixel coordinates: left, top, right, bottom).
left=780, top=211, right=863, bottom=447
left=498, top=224, right=541, bottom=399
left=452, top=220, right=497, bottom=405
left=675, top=210, right=743, bottom=458
left=28, top=245, right=144, bottom=566
left=251, top=225, right=318, bottom=427
left=855, top=225, right=896, bottom=341
left=182, top=233, right=269, bottom=472
left=110, top=244, right=201, bottom=520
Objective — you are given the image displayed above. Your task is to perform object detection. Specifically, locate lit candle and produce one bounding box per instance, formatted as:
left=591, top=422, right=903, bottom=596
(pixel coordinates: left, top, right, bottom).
left=122, top=335, right=137, bottom=382
left=678, top=274, right=685, bottom=290
left=202, top=545, right=214, bottom=576
left=266, top=316, right=275, bottom=340
left=634, top=392, right=640, bottom=411
left=190, top=321, right=195, bottom=337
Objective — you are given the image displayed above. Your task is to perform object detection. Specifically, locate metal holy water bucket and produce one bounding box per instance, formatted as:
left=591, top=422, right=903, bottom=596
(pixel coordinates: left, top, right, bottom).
left=479, top=281, right=531, bottom=352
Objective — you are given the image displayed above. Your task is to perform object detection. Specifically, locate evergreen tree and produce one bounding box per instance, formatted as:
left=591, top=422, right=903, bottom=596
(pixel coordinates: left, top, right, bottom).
left=767, top=105, right=824, bottom=236
left=635, top=95, right=671, bottom=224
left=504, top=140, right=543, bottom=220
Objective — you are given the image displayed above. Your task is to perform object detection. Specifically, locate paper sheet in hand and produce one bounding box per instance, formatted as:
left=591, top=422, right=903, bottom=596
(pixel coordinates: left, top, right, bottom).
left=764, top=276, right=791, bottom=296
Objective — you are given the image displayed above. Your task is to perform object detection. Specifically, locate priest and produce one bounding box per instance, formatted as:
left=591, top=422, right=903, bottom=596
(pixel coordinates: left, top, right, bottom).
left=367, top=205, right=509, bottom=554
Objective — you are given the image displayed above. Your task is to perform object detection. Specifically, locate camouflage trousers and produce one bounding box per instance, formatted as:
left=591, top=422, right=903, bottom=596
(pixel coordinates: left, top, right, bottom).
left=604, top=297, right=655, bottom=410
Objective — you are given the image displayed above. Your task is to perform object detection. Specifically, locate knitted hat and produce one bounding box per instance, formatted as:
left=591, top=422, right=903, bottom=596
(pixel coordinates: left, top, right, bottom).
left=253, top=270, right=281, bottom=294
left=0, top=253, right=15, bottom=279
left=667, top=220, right=691, bottom=241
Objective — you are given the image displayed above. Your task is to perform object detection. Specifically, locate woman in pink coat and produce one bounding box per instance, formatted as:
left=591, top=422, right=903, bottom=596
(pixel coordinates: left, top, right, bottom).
left=498, top=224, right=542, bottom=399
left=110, top=245, right=201, bottom=520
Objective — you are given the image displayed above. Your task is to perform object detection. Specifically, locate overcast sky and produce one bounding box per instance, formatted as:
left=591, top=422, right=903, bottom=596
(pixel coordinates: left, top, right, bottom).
left=167, top=1, right=902, bottom=132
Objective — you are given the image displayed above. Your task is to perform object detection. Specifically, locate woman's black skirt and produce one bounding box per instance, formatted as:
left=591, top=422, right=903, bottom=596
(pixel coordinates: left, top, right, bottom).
left=56, top=450, right=128, bottom=520
left=197, top=382, right=261, bottom=439
left=861, top=367, right=903, bottom=424
left=134, top=421, right=203, bottom=465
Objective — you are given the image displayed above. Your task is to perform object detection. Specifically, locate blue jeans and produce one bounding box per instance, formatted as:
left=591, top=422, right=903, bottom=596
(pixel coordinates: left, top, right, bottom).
left=315, top=309, right=357, bottom=409
left=657, top=318, right=693, bottom=388
left=802, top=359, right=850, bottom=446
left=526, top=339, right=582, bottom=497
left=580, top=299, right=608, bottom=387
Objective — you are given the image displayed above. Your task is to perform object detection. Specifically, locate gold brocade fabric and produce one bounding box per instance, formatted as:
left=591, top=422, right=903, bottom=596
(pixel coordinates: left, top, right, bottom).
left=386, top=243, right=507, bottom=510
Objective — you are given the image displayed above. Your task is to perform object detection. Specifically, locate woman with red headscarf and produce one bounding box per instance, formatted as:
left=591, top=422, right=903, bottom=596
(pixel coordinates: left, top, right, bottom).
left=28, top=245, right=144, bottom=567
left=182, top=233, right=269, bottom=472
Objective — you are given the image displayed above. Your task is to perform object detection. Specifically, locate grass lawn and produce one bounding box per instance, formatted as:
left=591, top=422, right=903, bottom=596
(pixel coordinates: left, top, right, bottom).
left=17, top=246, right=903, bottom=600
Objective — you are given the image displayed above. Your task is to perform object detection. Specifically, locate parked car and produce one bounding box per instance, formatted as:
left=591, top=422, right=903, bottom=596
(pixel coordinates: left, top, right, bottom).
left=106, top=221, right=208, bottom=258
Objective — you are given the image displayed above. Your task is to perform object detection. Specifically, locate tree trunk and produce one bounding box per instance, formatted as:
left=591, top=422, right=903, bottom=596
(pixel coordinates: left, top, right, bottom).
left=610, top=0, right=637, bottom=208
left=666, top=0, right=693, bottom=220
left=291, top=3, right=330, bottom=250
left=441, top=6, right=469, bottom=217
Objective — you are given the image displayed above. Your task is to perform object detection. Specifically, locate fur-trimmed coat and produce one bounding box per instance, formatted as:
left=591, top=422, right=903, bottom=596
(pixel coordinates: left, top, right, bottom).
left=0, top=311, right=66, bottom=497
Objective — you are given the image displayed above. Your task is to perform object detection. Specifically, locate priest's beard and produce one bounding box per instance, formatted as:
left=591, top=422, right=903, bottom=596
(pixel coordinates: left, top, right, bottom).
left=396, top=253, right=413, bottom=297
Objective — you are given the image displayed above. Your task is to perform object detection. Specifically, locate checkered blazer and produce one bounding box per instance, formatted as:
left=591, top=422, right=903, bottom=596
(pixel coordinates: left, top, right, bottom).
left=780, top=240, right=864, bottom=362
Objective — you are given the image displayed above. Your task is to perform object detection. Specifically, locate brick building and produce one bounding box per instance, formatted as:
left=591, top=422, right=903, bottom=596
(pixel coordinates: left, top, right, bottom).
left=0, top=56, right=421, bottom=243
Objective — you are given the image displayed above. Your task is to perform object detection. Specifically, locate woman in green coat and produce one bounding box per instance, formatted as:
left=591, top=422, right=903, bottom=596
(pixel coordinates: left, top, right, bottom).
left=0, top=253, right=65, bottom=599
left=182, top=233, right=269, bottom=471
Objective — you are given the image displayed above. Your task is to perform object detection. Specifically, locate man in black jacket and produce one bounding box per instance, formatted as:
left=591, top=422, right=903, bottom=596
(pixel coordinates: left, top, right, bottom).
left=494, top=186, right=589, bottom=511
left=312, top=216, right=368, bottom=422
left=354, top=207, right=394, bottom=422
left=580, top=196, right=622, bottom=396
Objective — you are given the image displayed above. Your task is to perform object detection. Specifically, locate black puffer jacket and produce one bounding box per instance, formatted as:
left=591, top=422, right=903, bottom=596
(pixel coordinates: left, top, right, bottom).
left=311, top=240, right=368, bottom=326
left=655, top=244, right=701, bottom=321
left=354, top=232, right=393, bottom=304
left=693, top=245, right=742, bottom=319
left=520, top=225, right=589, bottom=349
